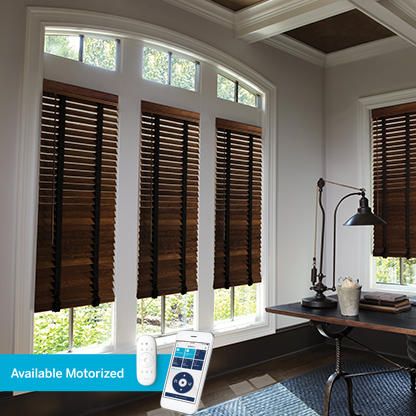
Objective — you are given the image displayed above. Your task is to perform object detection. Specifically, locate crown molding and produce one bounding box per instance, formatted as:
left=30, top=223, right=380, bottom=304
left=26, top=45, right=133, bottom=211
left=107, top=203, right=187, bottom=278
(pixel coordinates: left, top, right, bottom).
left=162, top=0, right=416, bottom=68
left=264, top=35, right=325, bottom=67
left=350, top=0, right=416, bottom=47
left=325, top=35, right=411, bottom=67
left=162, top=0, right=234, bottom=29
left=235, top=0, right=354, bottom=42
left=389, top=0, right=416, bottom=22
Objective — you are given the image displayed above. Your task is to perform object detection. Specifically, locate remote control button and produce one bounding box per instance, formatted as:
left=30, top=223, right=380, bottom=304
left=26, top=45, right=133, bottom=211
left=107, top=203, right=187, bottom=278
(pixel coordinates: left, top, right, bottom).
left=172, top=372, right=194, bottom=394
left=141, top=353, right=153, bottom=368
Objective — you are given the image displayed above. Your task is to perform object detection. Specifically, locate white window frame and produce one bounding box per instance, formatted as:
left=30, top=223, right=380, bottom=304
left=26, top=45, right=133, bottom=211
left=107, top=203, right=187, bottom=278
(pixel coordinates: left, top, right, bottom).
left=216, top=71, right=261, bottom=108
left=142, top=43, right=201, bottom=92
left=15, top=7, right=277, bottom=356
left=44, top=29, right=121, bottom=71
left=358, top=88, right=416, bottom=295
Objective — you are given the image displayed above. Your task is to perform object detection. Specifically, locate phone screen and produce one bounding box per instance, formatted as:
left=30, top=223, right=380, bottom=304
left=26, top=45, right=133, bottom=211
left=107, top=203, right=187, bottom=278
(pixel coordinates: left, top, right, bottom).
left=163, top=340, right=210, bottom=403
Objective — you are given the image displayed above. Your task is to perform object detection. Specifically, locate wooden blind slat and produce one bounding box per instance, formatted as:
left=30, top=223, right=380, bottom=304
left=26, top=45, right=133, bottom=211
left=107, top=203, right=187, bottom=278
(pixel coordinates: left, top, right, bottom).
left=35, top=80, right=118, bottom=313
left=372, top=102, right=416, bottom=258
left=137, top=102, right=199, bottom=299
left=214, top=119, right=262, bottom=289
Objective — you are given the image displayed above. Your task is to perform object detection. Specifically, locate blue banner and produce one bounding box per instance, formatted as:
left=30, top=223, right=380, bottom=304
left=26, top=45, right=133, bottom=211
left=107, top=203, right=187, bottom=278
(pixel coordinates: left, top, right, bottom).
left=0, top=354, right=170, bottom=391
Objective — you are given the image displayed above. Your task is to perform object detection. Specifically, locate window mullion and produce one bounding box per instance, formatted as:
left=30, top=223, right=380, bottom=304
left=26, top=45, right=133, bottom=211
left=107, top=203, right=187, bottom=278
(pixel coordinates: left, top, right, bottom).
left=195, top=62, right=217, bottom=332
left=168, top=52, right=173, bottom=85
left=400, top=257, right=404, bottom=285
left=79, top=34, right=84, bottom=62
left=161, top=296, right=166, bottom=335
left=230, top=286, right=235, bottom=321
left=68, top=307, right=74, bottom=352
left=113, top=38, right=141, bottom=351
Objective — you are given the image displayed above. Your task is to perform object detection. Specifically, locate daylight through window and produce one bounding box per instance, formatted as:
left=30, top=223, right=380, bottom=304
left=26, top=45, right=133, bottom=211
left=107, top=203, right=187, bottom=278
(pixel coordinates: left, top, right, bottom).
left=44, top=33, right=119, bottom=70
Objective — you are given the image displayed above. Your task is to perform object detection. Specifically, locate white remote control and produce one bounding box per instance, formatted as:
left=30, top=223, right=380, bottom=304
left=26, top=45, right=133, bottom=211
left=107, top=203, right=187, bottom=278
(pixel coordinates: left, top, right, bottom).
left=137, top=335, right=157, bottom=386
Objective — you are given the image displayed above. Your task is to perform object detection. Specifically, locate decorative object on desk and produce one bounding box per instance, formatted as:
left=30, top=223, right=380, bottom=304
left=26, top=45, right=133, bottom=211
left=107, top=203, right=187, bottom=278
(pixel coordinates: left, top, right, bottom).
left=337, top=277, right=361, bottom=316
left=360, top=291, right=411, bottom=313
left=302, top=178, right=386, bottom=309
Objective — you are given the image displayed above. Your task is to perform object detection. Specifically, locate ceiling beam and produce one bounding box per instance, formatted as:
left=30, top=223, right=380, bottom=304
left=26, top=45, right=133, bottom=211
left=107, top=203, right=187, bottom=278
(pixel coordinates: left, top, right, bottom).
left=349, top=0, right=416, bottom=47
left=235, top=0, right=354, bottom=43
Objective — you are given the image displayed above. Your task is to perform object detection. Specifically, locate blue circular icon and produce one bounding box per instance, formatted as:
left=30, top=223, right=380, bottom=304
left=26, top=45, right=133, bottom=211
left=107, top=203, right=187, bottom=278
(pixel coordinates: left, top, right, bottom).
left=172, top=372, right=194, bottom=393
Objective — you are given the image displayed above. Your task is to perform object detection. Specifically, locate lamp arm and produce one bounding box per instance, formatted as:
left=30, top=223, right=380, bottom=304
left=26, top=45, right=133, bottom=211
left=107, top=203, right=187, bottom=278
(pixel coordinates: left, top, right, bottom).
left=332, top=191, right=364, bottom=290
left=318, top=182, right=325, bottom=276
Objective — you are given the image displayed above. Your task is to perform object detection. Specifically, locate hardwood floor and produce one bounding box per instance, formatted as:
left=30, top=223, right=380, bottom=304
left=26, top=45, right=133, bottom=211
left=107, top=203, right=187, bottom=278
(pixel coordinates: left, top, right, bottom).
left=89, top=344, right=394, bottom=416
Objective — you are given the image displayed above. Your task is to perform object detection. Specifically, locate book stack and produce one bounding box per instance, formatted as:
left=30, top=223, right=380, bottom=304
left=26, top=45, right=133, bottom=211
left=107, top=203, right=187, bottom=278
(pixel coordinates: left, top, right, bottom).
left=360, top=292, right=411, bottom=313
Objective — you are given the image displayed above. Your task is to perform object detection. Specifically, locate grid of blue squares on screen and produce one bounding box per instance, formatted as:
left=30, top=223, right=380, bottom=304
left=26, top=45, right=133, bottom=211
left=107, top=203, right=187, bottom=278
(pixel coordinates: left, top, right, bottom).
left=173, top=347, right=206, bottom=371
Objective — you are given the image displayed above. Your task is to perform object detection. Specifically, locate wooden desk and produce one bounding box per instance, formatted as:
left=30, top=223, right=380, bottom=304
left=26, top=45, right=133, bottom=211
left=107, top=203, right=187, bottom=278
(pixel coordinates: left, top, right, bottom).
left=266, top=302, right=416, bottom=416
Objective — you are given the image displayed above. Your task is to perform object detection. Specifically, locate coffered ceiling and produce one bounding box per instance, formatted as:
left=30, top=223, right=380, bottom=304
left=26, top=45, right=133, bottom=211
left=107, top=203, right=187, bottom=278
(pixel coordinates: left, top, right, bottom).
left=165, top=0, right=416, bottom=67
left=285, top=9, right=395, bottom=53
left=210, top=0, right=264, bottom=11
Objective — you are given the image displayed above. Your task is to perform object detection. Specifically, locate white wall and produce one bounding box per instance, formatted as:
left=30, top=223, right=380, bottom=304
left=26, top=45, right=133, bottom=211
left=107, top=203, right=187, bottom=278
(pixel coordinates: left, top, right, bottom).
left=325, top=47, right=416, bottom=290
left=0, top=0, right=324, bottom=353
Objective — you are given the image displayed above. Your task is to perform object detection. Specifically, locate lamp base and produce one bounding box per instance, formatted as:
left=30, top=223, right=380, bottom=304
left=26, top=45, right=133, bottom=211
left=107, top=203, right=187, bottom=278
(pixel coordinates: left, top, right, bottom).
left=302, top=295, right=337, bottom=309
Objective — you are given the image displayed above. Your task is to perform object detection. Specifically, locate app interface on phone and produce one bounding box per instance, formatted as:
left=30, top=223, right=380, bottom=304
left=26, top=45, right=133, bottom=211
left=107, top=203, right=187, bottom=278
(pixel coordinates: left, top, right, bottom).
left=163, top=341, right=210, bottom=403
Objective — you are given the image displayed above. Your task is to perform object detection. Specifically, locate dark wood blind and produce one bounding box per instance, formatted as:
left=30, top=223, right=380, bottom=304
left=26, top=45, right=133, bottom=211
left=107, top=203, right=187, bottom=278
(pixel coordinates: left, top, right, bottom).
left=372, top=102, right=416, bottom=258
left=36, top=79, right=118, bottom=312
left=214, top=118, right=262, bottom=289
left=138, top=101, right=199, bottom=299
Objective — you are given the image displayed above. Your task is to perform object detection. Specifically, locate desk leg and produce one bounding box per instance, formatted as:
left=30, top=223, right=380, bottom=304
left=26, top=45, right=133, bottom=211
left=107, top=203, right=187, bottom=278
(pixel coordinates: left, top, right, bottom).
left=317, top=326, right=361, bottom=416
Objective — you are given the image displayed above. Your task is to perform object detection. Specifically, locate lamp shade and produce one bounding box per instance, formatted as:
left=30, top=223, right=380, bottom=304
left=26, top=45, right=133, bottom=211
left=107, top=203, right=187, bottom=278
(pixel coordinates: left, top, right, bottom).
left=343, top=196, right=386, bottom=226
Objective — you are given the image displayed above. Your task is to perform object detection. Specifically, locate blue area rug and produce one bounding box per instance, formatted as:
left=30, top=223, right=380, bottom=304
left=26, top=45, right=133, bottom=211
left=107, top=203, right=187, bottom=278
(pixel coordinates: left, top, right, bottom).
left=196, top=362, right=416, bottom=415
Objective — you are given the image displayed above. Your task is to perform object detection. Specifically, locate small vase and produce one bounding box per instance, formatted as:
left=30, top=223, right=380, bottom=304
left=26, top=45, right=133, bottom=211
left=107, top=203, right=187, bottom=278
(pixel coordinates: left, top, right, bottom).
left=337, top=285, right=362, bottom=316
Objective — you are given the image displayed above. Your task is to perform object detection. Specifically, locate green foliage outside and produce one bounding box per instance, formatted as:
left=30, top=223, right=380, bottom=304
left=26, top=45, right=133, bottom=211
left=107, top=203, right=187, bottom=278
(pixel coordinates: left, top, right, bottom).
left=238, top=85, right=257, bottom=107
left=214, top=284, right=257, bottom=321
left=376, top=257, right=416, bottom=285
left=136, top=292, right=194, bottom=335
left=143, top=47, right=197, bottom=91
left=44, top=34, right=79, bottom=61
left=44, top=34, right=117, bottom=70
left=234, top=284, right=257, bottom=317
left=34, top=285, right=257, bottom=353
left=33, top=309, right=69, bottom=354
left=83, top=37, right=117, bottom=70
left=217, top=74, right=235, bottom=102
left=72, top=303, right=112, bottom=349
left=143, top=47, right=169, bottom=84
left=33, top=303, right=112, bottom=354
left=171, top=55, right=197, bottom=91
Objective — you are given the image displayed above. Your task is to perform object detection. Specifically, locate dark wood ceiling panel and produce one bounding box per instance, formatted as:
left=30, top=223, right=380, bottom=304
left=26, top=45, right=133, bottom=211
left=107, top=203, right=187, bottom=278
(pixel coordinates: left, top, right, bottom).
left=209, top=0, right=264, bottom=11
left=285, top=10, right=395, bottom=53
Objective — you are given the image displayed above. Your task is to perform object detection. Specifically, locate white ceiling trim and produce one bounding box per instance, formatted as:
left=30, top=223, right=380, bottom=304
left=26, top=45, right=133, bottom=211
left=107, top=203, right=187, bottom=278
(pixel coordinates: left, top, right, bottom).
left=162, top=0, right=416, bottom=67
left=325, top=35, right=411, bottom=67
left=163, top=0, right=234, bottom=29
left=350, top=0, right=416, bottom=47
left=389, top=0, right=416, bottom=22
left=235, top=0, right=354, bottom=42
left=264, top=35, right=326, bottom=67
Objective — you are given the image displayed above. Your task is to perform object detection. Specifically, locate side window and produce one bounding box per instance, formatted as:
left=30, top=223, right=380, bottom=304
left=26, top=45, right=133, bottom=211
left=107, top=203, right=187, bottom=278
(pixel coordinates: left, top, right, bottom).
left=33, top=80, right=118, bottom=353
left=372, top=102, right=416, bottom=287
left=142, top=46, right=199, bottom=91
left=217, top=74, right=259, bottom=108
left=44, top=33, right=119, bottom=71
left=137, top=102, right=200, bottom=336
left=213, top=119, right=263, bottom=325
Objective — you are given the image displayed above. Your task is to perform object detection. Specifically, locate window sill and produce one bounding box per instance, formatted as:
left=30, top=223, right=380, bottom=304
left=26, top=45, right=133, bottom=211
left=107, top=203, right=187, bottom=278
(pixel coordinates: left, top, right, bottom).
left=370, top=282, right=416, bottom=296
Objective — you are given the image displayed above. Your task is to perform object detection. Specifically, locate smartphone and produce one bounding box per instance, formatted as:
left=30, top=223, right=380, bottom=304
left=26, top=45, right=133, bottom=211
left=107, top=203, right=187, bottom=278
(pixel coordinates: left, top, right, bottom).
left=160, top=331, right=214, bottom=414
